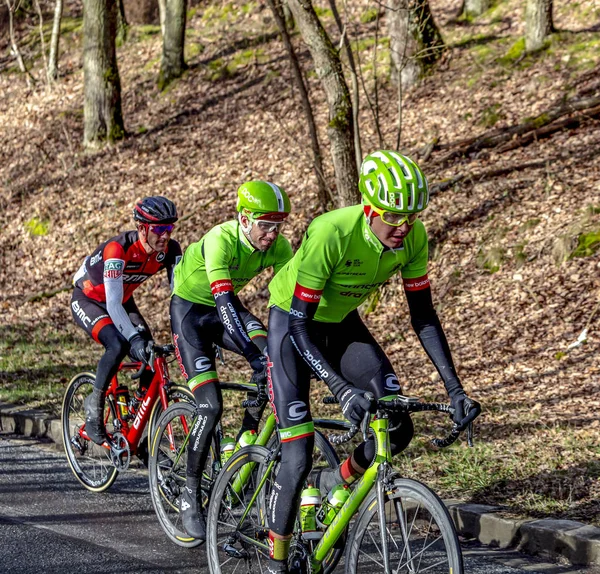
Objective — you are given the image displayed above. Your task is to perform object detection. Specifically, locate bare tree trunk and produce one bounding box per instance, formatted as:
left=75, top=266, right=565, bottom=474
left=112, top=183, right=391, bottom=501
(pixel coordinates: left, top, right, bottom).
left=5, top=0, right=34, bottom=89
left=116, top=0, right=128, bottom=43
left=286, top=0, right=358, bottom=207
left=34, top=0, right=49, bottom=87
left=388, top=0, right=444, bottom=91
left=462, top=0, right=491, bottom=18
left=526, top=0, right=554, bottom=52
left=266, top=0, right=330, bottom=207
left=83, top=0, right=125, bottom=148
left=48, top=0, right=64, bottom=82
left=327, top=0, right=362, bottom=169
left=158, top=0, right=187, bottom=90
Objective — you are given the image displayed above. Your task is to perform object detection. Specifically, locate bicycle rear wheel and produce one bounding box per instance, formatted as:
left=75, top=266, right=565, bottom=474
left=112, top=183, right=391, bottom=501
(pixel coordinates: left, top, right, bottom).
left=345, top=478, right=463, bottom=574
left=62, top=373, right=119, bottom=492
left=148, top=401, right=217, bottom=548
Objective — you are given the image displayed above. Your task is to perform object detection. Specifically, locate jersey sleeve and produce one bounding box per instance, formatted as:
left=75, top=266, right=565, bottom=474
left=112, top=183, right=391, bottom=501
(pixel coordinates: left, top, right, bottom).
left=102, top=241, right=137, bottom=341
left=295, top=222, right=341, bottom=292
left=203, top=228, right=234, bottom=284
left=273, top=235, right=293, bottom=275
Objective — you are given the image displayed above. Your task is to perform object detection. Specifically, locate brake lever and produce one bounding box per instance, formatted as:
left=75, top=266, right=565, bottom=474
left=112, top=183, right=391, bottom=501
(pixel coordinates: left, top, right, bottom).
left=361, top=392, right=375, bottom=442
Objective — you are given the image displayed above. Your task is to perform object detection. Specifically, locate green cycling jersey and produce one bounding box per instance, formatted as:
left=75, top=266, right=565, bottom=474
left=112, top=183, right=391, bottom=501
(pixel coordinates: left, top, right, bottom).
left=268, top=205, right=429, bottom=322
left=174, top=219, right=293, bottom=305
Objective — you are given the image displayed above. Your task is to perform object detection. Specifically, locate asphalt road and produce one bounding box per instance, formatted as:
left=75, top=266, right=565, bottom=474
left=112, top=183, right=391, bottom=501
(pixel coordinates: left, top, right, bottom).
left=0, top=432, right=595, bottom=574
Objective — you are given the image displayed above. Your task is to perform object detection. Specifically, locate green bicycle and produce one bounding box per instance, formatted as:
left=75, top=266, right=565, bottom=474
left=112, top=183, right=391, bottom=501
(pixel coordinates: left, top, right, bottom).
left=206, top=393, right=481, bottom=574
left=147, top=381, right=343, bottom=548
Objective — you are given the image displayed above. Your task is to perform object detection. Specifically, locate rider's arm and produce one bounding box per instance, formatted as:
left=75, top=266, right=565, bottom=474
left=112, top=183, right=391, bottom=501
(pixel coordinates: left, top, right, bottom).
left=404, top=277, right=462, bottom=397
left=289, top=289, right=348, bottom=397
left=288, top=222, right=348, bottom=397
left=164, top=239, right=183, bottom=291
left=203, top=233, right=263, bottom=364
left=102, top=242, right=138, bottom=341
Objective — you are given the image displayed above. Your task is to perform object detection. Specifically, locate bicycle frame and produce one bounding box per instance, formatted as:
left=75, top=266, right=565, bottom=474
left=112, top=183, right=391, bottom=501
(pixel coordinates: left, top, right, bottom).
left=310, top=416, right=390, bottom=572
left=87, top=356, right=173, bottom=455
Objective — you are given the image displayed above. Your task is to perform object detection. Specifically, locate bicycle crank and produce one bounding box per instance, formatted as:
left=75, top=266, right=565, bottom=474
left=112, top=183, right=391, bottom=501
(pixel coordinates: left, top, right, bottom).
left=109, top=432, right=131, bottom=471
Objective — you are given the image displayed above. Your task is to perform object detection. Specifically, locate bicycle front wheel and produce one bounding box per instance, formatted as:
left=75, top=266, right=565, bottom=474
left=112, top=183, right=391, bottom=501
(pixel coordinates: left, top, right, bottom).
left=148, top=401, right=217, bottom=548
left=346, top=478, right=463, bottom=574
left=61, top=373, right=119, bottom=492
left=206, top=445, right=274, bottom=574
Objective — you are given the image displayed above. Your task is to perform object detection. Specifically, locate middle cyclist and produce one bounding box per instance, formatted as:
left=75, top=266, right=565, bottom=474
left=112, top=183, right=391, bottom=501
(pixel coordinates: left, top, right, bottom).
left=170, top=180, right=292, bottom=541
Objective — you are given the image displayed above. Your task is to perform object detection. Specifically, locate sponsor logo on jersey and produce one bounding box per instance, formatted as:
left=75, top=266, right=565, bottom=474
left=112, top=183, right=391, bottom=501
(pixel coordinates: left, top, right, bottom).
left=403, top=275, right=430, bottom=291
left=245, top=320, right=263, bottom=332
left=294, top=284, right=322, bottom=303
left=289, top=308, right=306, bottom=319
left=344, top=259, right=363, bottom=267
left=91, top=314, right=110, bottom=326
left=384, top=374, right=400, bottom=391
left=90, top=252, right=102, bottom=266
left=156, top=251, right=166, bottom=262
left=303, top=349, right=329, bottom=379
left=340, top=291, right=364, bottom=298
left=220, top=306, right=235, bottom=334
left=71, top=300, right=91, bottom=327
left=173, top=334, right=188, bottom=379
left=105, top=260, right=124, bottom=271
left=288, top=401, right=307, bottom=421
left=192, top=415, right=208, bottom=451
left=125, top=262, right=143, bottom=270
left=211, top=279, right=234, bottom=295
left=123, top=274, right=151, bottom=283
left=195, top=356, right=212, bottom=373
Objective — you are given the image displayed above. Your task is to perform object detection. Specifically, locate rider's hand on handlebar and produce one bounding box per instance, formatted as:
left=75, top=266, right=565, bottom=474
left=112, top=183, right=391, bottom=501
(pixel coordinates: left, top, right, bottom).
left=128, top=334, right=152, bottom=364
left=449, top=391, right=481, bottom=431
left=337, top=384, right=372, bottom=427
left=249, top=354, right=268, bottom=399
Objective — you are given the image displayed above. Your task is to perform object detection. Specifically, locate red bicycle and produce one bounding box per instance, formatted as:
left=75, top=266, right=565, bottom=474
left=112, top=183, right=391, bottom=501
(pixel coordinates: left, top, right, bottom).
left=62, top=343, right=193, bottom=492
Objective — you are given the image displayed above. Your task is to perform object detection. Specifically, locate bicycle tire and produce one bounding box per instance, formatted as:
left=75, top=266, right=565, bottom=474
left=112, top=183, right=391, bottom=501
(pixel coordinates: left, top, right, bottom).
left=62, top=372, right=119, bottom=492
left=147, top=383, right=195, bottom=440
left=148, top=401, right=217, bottom=548
left=345, top=478, right=463, bottom=574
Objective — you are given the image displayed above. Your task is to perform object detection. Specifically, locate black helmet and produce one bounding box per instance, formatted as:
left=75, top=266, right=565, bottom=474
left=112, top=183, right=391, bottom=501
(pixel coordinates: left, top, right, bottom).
left=133, top=196, right=178, bottom=224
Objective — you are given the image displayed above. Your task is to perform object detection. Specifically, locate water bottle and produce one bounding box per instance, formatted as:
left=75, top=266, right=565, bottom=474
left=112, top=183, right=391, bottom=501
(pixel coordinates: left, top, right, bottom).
left=233, top=429, right=257, bottom=453
left=316, top=484, right=350, bottom=528
left=128, top=388, right=145, bottom=415
left=300, top=485, right=322, bottom=540
left=220, top=436, right=236, bottom=465
left=115, top=385, right=130, bottom=418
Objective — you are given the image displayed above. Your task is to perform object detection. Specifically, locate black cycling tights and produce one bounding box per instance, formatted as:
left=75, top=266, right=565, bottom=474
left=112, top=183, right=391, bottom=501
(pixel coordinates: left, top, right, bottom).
left=267, top=305, right=414, bottom=535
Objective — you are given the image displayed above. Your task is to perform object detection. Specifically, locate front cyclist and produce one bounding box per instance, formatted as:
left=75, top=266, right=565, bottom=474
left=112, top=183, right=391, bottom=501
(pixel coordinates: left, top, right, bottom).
left=171, top=180, right=293, bottom=540
left=265, top=151, right=480, bottom=573
left=71, top=196, right=181, bottom=446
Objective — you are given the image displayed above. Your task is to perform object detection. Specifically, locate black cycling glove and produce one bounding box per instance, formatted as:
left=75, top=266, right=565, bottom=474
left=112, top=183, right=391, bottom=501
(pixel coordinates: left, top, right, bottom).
left=128, top=334, right=150, bottom=363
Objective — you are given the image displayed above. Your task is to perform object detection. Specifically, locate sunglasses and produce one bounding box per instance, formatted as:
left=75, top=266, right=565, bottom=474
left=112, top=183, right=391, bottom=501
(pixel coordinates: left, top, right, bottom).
left=148, top=224, right=175, bottom=236
left=252, top=219, right=283, bottom=233
left=369, top=205, right=419, bottom=227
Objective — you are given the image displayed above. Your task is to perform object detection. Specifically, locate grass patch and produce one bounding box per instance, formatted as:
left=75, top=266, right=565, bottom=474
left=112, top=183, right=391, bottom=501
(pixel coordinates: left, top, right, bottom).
left=0, top=325, right=94, bottom=417
left=25, top=217, right=49, bottom=236
left=479, top=103, right=503, bottom=127
left=571, top=230, right=600, bottom=258
left=396, top=421, right=600, bottom=522
left=360, top=8, right=379, bottom=24
left=477, top=245, right=505, bottom=273
left=134, top=25, right=162, bottom=42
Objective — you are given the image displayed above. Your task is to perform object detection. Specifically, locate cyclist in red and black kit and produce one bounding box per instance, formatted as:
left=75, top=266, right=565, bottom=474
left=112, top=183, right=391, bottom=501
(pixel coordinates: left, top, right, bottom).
left=70, top=196, right=182, bottom=446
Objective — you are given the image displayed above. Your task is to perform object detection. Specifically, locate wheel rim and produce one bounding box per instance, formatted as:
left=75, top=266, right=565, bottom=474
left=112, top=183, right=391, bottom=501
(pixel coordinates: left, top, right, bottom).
left=63, top=376, right=117, bottom=490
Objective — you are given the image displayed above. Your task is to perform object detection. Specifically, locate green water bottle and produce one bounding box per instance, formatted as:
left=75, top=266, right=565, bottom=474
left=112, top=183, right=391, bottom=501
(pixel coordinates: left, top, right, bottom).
left=316, top=484, right=350, bottom=528
left=220, top=436, right=236, bottom=466
left=300, top=485, right=322, bottom=540
left=233, top=429, right=257, bottom=453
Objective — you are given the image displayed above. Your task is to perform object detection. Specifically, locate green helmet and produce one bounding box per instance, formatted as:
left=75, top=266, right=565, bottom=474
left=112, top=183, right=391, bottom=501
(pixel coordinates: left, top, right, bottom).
left=359, top=151, right=429, bottom=214
left=236, top=181, right=291, bottom=222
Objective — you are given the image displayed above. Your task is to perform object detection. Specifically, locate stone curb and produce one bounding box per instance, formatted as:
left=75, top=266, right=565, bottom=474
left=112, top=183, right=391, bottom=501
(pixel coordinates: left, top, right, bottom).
left=2, top=403, right=600, bottom=566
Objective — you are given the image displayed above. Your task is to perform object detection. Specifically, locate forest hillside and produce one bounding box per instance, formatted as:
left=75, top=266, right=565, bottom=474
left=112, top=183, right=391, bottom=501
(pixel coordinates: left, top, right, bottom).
left=1, top=0, right=599, bottom=521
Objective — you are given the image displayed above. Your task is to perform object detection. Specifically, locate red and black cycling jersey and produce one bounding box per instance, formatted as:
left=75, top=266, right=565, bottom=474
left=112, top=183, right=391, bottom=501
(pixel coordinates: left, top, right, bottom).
left=73, top=230, right=182, bottom=303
